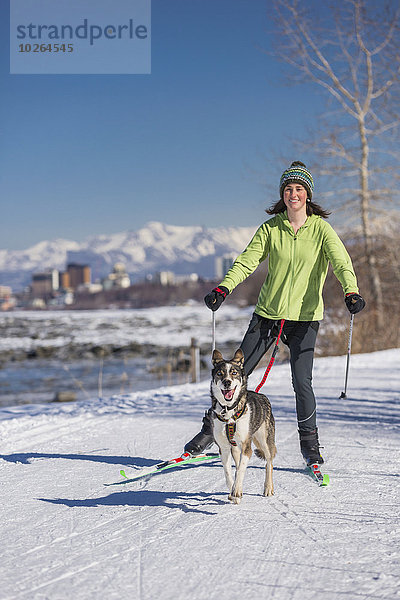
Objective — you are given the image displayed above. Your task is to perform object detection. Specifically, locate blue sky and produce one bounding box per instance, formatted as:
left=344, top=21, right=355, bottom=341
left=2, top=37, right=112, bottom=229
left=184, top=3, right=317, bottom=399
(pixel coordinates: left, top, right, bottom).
left=0, top=0, right=324, bottom=250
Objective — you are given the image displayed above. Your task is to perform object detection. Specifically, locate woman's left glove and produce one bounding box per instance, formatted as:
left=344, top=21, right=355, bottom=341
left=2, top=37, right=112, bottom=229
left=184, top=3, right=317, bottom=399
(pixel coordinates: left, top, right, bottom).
left=345, top=293, right=366, bottom=314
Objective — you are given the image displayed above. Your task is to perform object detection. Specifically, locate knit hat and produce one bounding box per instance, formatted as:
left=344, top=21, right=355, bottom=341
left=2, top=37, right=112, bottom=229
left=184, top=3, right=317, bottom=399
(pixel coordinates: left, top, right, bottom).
left=279, top=161, right=314, bottom=199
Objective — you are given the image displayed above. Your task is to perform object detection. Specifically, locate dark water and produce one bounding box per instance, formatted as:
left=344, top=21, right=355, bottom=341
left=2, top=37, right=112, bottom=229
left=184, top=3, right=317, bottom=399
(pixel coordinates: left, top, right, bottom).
left=0, top=356, right=197, bottom=408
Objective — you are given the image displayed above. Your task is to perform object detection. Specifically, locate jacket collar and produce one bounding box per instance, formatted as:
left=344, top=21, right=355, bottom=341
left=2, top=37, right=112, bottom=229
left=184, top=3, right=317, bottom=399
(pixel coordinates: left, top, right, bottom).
left=278, top=211, right=318, bottom=233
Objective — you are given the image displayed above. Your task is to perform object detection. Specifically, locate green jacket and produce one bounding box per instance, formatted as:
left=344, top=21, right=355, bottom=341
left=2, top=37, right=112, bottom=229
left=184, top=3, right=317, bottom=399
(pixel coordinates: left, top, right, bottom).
left=220, top=212, right=358, bottom=321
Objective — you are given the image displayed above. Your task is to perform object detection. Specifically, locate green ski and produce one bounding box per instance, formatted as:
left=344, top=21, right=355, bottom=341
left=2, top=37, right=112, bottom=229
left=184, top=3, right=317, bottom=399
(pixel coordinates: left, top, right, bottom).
left=106, top=452, right=219, bottom=486
left=308, top=463, right=330, bottom=486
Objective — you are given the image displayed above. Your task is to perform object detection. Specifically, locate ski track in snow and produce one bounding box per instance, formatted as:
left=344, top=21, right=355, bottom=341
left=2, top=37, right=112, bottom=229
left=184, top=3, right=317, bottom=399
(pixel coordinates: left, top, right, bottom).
left=0, top=348, right=399, bottom=600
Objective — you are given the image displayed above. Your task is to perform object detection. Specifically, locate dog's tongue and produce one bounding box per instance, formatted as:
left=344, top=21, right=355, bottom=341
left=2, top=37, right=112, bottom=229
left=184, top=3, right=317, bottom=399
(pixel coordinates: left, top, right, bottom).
left=223, top=389, right=235, bottom=401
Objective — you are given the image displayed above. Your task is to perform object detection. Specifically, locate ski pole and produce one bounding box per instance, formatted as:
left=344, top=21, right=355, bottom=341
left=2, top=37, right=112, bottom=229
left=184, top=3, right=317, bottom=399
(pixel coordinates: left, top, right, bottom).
left=339, top=313, right=354, bottom=399
left=211, top=311, right=216, bottom=352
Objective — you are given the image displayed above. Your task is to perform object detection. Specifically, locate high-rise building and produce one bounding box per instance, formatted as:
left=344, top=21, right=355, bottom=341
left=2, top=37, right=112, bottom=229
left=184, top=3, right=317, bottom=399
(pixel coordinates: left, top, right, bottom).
left=31, top=270, right=59, bottom=298
left=66, top=263, right=91, bottom=290
left=59, top=271, right=70, bottom=289
left=215, top=254, right=236, bottom=280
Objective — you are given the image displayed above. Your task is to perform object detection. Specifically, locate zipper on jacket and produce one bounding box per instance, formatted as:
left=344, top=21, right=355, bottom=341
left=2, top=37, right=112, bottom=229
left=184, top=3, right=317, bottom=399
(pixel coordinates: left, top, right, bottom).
left=287, top=234, right=297, bottom=318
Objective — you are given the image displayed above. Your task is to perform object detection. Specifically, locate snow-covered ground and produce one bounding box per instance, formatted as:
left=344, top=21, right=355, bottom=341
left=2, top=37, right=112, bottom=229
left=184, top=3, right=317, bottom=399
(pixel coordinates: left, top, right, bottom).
left=1, top=348, right=399, bottom=600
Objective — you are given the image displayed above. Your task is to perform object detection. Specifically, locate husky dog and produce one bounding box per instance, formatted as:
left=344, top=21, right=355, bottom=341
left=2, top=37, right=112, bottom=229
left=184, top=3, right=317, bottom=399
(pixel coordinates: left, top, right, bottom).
left=211, top=348, right=276, bottom=504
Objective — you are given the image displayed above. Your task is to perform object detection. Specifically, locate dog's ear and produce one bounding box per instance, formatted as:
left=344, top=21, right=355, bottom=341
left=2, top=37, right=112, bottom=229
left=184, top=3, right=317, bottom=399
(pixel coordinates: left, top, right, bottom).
left=212, top=349, right=223, bottom=366
left=232, top=348, right=244, bottom=366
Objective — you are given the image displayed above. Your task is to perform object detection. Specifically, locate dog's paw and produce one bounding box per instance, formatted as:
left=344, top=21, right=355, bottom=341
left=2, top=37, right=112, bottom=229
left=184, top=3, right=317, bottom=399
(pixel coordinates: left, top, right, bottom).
left=228, top=488, right=243, bottom=504
left=228, top=494, right=242, bottom=505
left=263, top=487, right=274, bottom=497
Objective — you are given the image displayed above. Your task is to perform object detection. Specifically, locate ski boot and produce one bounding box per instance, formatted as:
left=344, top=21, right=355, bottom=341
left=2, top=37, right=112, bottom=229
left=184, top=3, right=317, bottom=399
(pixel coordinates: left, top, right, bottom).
left=184, top=409, right=214, bottom=456
left=299, top=428, right=324, bottom=466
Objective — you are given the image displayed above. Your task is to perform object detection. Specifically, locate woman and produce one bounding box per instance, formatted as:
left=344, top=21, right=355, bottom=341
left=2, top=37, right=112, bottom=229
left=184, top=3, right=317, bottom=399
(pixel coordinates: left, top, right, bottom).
left=184, top=161, right=365, bottom=465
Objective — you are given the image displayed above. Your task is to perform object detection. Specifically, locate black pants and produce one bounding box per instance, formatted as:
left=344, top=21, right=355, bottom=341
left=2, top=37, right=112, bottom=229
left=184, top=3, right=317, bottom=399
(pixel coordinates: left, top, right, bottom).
left=240, top=313, right=320, bottom=433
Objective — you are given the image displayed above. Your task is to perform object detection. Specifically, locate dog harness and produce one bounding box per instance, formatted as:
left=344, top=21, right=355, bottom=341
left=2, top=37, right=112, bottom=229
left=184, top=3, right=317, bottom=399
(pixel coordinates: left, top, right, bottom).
left=215, top=405, right=247, bottom=446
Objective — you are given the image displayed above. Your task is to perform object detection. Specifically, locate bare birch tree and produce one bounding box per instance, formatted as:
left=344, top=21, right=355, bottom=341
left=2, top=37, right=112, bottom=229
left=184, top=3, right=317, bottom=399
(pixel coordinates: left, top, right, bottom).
left=272, top=0, right=400, bottom=327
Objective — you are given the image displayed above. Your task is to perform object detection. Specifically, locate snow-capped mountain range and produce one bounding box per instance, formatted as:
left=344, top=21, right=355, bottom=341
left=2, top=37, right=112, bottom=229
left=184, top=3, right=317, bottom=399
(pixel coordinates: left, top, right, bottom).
left=0, top=221, right=257, bottom=290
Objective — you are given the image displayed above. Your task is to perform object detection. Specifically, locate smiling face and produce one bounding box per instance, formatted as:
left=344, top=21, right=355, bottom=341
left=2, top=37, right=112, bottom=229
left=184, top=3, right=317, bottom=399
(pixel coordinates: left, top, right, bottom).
left=211, top=349, right=244, bottom=408
left=211, top=361, right=243, bottom=407
left=283, top=182, right=308, bottom=214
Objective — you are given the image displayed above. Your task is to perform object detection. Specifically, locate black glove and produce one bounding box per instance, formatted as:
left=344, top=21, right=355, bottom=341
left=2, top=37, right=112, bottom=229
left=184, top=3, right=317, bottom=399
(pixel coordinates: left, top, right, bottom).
left=204, top=286, right=229, bottom=311
left=345, top=293, right=366, bottom=314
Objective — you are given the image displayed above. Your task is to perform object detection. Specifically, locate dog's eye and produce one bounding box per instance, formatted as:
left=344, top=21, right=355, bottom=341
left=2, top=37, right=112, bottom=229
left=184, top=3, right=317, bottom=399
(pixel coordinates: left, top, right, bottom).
left=231, top=369, right=238, bottom=375
left=217, top=370, right=223, bottom=376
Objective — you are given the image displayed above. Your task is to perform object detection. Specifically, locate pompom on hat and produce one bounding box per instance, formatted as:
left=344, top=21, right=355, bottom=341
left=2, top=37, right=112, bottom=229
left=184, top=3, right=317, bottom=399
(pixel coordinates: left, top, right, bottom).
left=279, top=161, right=314, bottom=199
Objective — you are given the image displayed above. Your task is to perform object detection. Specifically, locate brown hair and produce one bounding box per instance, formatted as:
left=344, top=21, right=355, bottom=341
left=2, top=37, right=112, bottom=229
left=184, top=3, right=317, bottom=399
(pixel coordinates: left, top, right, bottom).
left=266, top=197, right=331, bottom=219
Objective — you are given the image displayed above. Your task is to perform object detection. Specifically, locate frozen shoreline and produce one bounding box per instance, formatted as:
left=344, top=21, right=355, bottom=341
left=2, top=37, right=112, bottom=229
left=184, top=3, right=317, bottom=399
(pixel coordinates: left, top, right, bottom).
left=0, top=304, right=252, bottom=408
left=0, top=304, right=254, bottom=357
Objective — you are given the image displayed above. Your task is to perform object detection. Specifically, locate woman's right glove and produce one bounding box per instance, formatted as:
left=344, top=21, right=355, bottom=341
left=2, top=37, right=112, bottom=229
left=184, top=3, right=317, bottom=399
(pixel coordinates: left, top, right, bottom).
left=345, top=293, right=366, bottom=314
left=204, top=286, right=229, bottom=311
